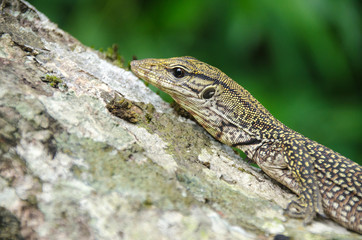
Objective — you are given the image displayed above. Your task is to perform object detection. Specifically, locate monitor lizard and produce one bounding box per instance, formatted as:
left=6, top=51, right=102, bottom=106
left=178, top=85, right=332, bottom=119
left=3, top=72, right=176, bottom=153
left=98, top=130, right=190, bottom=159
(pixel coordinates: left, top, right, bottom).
left=130, top=56, right=362, bottom=233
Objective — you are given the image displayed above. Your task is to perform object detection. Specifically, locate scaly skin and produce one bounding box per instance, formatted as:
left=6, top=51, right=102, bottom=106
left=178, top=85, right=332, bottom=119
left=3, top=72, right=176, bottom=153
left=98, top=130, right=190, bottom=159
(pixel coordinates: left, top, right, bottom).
left=130, top=56, right=362, bottom=233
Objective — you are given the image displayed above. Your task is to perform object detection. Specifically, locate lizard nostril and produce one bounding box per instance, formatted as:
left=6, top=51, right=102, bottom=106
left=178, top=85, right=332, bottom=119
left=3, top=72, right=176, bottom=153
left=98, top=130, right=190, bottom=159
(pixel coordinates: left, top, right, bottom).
left=130, top=60, right=139, bottom=70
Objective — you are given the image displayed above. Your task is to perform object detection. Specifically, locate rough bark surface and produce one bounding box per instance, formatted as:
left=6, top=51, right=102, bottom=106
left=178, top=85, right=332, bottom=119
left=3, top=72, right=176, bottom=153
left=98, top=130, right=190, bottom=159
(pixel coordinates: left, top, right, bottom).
left=0, top=1, right=360, bottom=239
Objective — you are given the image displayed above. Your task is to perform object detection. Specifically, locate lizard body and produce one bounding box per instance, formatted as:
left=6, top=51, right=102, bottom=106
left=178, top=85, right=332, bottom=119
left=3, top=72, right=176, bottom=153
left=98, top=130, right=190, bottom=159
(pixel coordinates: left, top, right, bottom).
left=130, top=56, right=362, bottom=233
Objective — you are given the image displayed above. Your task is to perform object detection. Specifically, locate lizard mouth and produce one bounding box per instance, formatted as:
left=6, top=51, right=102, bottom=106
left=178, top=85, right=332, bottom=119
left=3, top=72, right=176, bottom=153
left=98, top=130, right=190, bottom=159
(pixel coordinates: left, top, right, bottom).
left=131, top=59, right=185, bottom=92
left=130, top=60, right=152, bottom=80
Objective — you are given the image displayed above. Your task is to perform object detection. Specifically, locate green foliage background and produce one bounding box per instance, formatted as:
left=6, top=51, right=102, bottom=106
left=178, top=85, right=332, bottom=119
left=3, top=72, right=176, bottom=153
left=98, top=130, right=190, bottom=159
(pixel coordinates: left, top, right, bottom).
left=30, top=0, right=362, bottom=164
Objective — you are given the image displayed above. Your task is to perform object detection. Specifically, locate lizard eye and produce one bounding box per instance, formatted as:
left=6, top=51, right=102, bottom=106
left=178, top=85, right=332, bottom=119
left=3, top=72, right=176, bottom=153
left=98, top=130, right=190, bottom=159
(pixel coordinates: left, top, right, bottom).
left=172, top=68, right=185, bottom=78
left=202, top=87, right=216, bottom=99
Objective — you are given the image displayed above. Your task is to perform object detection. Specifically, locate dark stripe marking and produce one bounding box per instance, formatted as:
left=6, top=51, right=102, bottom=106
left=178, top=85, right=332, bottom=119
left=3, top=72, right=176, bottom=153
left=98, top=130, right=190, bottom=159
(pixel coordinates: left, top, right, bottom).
left=232, top=138, right=262, bottom=147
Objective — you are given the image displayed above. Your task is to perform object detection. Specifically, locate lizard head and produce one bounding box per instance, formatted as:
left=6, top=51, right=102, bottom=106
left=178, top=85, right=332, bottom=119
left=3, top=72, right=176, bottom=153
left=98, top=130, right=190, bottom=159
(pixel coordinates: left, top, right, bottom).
left=131, top=56, right=277, bottom=142
left=130, top=56, right=227, bottom=109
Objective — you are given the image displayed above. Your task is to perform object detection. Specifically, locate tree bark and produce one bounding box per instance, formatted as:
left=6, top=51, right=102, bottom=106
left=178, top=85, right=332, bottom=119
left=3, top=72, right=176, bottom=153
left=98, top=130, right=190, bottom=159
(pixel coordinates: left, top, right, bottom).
left=0, top=1, right=359, bottom=239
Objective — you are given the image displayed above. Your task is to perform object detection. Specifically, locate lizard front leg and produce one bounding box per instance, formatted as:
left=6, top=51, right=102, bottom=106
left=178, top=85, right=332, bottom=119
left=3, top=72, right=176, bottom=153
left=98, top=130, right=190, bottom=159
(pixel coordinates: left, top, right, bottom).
left=252, top=139, right=324, bottom=224
left=248, top=141, right=301, bottom=196
left=282, top=138, right=325, bottom=224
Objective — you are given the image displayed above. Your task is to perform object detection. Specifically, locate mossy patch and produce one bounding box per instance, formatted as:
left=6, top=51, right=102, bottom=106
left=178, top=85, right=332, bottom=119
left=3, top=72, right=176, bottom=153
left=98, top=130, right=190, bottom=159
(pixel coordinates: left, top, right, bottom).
left=55, top=132, right=196, bottom=213
left=41, top=74, right=67, bottom=89
left=143, top=112, right=213, bottom=167
left=175, top=170, right=274, bottom=233
left=98, top=44, right=125, bottom=69
left=105, top=95, right=213, bottom=169
left=106, top=92, right=214, bottom=167
left=106, top=94, right=154, bottom=124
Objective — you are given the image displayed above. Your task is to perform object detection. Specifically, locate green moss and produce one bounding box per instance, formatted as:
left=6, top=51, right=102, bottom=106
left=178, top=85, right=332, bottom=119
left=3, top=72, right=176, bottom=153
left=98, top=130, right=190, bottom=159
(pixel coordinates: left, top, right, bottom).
left=106, top=95, right=212, bottom=166
left=41, top=74, right=67, bottom=89
left=175, top=169, right=271, bottom=233
left=70, top=164, right=83, bottom=178
left=26, top=194, right=38, bottom=206
left=144, top=111, right=213, bottom=164
left=55, top=132, right=195, bottom=213
left=98, top=44, right=125, bottom=69
left=142, top=197, right=153, bottom=208
left=106, top=95, right=142, bottom=123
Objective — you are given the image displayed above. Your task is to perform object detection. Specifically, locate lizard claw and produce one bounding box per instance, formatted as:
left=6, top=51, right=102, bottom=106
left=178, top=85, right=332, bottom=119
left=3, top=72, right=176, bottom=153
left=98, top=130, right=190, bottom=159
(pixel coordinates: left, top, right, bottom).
left=284, top=200, right=307, bottom=219
left=285, top=199, right=325, bottom=225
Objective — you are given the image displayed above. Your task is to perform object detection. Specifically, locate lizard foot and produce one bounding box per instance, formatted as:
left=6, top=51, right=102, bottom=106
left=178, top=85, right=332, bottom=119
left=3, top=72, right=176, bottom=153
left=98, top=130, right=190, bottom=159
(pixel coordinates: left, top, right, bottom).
left=284, top=200, right=316, bottom=225
left=285, top=200, right=306, bottom=219
left=285, top=199, right=326, bottom=225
